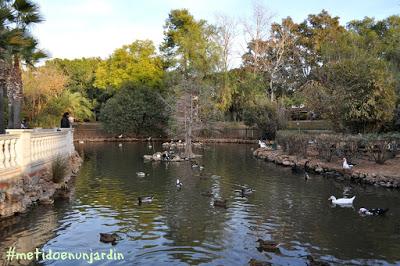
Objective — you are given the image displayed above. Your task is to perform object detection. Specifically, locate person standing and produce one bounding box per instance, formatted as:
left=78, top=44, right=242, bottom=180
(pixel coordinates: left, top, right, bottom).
left=60, top=112, right=71, bottom=128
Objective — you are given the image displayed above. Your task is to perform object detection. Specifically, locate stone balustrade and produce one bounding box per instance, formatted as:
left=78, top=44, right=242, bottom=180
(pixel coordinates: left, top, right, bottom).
left=0, top=129, right=74, bottom=181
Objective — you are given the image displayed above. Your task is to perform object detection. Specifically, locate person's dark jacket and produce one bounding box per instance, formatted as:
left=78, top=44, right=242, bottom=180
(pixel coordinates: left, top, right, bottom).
left=60, top=117, right=70, bottom=128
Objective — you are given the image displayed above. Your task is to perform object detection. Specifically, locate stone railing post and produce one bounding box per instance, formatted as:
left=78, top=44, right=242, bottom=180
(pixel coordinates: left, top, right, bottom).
left=6, top=129, right=33, bottom=174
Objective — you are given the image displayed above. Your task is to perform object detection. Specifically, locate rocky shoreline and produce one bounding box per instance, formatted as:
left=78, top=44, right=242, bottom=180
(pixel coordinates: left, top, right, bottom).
left=0, top=152, right=82, bottom=219
left=253, top=148, right=400, bottom=189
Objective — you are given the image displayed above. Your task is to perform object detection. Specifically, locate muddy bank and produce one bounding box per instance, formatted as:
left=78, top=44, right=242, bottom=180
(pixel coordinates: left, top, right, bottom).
left=253, top=148, right=400, bottom=189
left=0, top=152, right=82, bottom=219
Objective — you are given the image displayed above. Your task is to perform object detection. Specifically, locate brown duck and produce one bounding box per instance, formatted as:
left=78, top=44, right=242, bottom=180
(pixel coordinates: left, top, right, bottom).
left=256, top=239, right=280, bottom=252
left=213, top=199, right=227, bottom=208
left=99, top=233, right=118, bottom=245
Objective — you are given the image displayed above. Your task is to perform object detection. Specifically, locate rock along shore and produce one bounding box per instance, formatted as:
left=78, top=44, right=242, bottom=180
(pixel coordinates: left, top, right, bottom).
left=253, top=148, right=400, bottom=189
left=0, top=152, right=83, bottom=219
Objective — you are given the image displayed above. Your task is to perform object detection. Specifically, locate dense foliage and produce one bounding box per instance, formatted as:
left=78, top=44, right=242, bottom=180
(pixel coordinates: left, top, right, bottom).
left=100, top=83, right=169, bottom=136
left=1, top=4, right=399, bottom=137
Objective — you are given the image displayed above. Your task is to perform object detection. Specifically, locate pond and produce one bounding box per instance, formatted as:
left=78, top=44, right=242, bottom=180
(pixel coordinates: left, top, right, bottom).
left=1, top=143, right=400, bottom=265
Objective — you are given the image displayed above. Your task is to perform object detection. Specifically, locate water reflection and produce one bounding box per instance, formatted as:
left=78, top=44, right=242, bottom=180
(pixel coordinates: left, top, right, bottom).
left=0, top=142, right=399, bottom=265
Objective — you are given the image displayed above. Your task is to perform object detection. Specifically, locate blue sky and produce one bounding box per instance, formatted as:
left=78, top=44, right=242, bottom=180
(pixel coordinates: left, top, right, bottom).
left=32, top=0, right=399, bottom=61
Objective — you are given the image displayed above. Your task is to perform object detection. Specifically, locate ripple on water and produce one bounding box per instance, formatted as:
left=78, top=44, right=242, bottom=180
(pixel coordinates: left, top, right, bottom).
left=1, top=143, right=400, bottom=266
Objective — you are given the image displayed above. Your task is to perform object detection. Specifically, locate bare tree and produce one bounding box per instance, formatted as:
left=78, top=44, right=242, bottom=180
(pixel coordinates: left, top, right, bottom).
left=215, top=14, right=237, bottom=72
left=262, top=22, right=296, bottom=101
left=241, top=0, right=274, bottom=73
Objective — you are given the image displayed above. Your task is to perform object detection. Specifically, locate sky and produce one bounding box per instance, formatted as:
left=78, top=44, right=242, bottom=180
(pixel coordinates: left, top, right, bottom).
left=31, top=0, right=399, bottom=62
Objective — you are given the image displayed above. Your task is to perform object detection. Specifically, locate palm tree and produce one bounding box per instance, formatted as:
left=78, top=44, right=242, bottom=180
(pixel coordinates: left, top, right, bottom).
left=0, top=0, right=44, bottom=130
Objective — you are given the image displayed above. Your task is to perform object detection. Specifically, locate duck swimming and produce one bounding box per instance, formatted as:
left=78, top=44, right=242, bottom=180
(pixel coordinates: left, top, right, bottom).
left=359, top=207, right=389, bottom=216
left=240, top=187, right=255, bottom=197
left=256, top=239, right=280, bottom=252
left=306, top=255, right=330, bottom=266
left=328, top=195, right=355, bottom=205
left=138, top=196, right=154, bottom=205
left=136, top=172, right=146, bottom=177
left=99, top=233, right=118, bottom=245
left=176, top=179, right=183, bottom=189
left=213, top=199, right=227, bottom=208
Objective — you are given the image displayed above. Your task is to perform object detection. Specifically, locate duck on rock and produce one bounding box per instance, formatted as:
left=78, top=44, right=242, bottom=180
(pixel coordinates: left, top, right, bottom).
left=258, top=140, right=267, bottom=148
left=342, top=158, right=354, bottom=170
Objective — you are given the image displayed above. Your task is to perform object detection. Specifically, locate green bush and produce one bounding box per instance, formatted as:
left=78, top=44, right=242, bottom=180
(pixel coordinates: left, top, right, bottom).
left=100, top=83, right=169, bottom=136
left=244, top=98, right=285, bottom=140
left=52, top=155, right=68, bottom=183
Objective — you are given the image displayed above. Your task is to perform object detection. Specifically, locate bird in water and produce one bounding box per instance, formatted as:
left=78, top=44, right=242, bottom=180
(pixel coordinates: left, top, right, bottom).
left=342, top=186, right=353, bottom=197
left=306, top=255, right=330, bottom=266
left=213, top=199, right=227, bottom=208
left=240, top=187, right=255, bottom=197
left=359, top=207, right=389, bottom=216
left=328, top=195, right=355, bottom=205
left=99, top=233, right=119, bottom=245
left=176, top=179, right=183, bottom=189
left=138, top=196, right=154, bottom=205
left=136, top=172, right=147, bottom=177
left=304, top=172, right=310, bottom=180
left=304, top=160, right=311, bottom=180
left=256, top=239, right=281, bottom=253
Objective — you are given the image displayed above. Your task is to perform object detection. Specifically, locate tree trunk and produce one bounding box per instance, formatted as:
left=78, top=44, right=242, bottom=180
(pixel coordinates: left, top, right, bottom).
left=0, top=57, right=9, bottom=134
left=269, top=79, right=274, bottom=102
left=0, top=84, right=5, bottom=134
left=8, top=55, right=23, bottom=129
left=185, top=93, right=193, bottom=158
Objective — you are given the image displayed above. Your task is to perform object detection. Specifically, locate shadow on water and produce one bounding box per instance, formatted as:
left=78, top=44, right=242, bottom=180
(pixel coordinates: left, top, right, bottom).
left=0, top=142, right=400, bottom=265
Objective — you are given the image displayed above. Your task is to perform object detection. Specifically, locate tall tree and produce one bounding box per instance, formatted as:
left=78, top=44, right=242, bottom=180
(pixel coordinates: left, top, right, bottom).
left=0, top=0, right=44, bottom=129
left=94, top=40, right=163, bottom=91
left=161, top=9, right=220, bottom=157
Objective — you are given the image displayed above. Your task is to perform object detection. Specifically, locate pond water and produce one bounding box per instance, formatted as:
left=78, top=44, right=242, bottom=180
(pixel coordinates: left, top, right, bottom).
left=1, top=143, right=400, bottom=265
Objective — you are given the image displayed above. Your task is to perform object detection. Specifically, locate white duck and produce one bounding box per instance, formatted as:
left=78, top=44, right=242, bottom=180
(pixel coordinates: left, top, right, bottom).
left=118, top=143, right=123, bottom=148
left=176, top=179, right=183, bottom=189
left=342, top=158, right=353, bottom=169
left=136, top=172, right=146, bottom=177
left=328, top=195, right=355, bottom=205
left=258, top=140, right=267, bottom=148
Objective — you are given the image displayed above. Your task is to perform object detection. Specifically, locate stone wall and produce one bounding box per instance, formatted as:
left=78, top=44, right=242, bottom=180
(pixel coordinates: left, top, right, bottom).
left=0, top=151, right=82, bottom=219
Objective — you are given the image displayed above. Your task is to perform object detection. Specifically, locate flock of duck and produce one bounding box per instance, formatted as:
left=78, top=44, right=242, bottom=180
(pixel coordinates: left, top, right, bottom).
left=99, top=141, right=390, bottom=265
left=259, top=140, right=390, bottom=217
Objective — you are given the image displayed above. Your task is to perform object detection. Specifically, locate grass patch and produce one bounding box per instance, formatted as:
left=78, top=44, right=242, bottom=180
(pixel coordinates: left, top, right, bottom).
left=52, top=155, right=68, bottom=183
